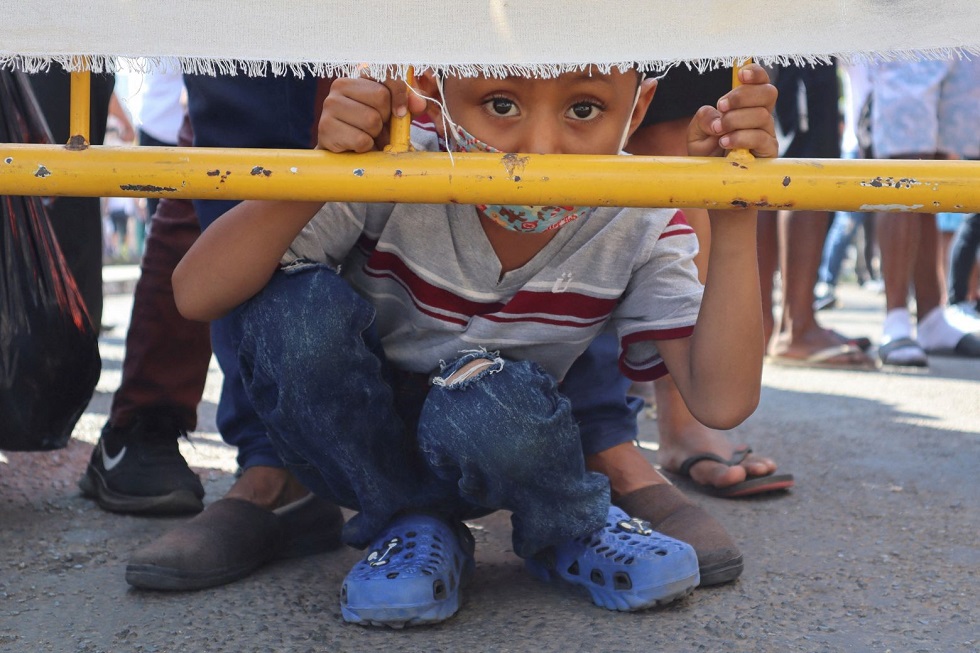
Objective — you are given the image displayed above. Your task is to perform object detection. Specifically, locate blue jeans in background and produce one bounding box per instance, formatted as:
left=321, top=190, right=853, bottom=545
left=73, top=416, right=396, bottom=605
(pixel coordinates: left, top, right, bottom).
left=236, top=263, right=610, bottom=557
left=948, top=213, right=980, bottom=305
left=183, top=72, right=320, bottom=470
left=818, top=211, right=871, bottom=287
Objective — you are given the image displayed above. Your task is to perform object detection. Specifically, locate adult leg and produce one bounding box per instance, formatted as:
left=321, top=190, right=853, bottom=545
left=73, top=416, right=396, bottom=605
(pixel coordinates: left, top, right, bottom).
left=768, top=62, right=873, bottom=368
left=815, top=211, right=863, bottom=309
left=757, top=210, right=778, bottom=345
left=768, top=210, right=872, bottom=366
left=626, top=115, right=784, bottom=492
left=79, top=191, right=210, bottom=514
left=948, top=213, right=980, bottom=305
left=184, top=71, right=322, bottom=503
left=126, top=74, right=345, bottom=590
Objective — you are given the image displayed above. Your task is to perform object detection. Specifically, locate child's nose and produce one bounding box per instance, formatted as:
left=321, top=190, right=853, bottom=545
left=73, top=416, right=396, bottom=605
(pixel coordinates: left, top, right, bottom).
left=520, top=121, right=563, bottom=155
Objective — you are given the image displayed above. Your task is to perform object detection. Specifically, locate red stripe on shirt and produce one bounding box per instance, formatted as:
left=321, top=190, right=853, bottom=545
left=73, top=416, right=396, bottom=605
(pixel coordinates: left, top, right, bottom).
left=364, top=250, right=505, bottom=317
left=498, top=290, right=619, bottom=320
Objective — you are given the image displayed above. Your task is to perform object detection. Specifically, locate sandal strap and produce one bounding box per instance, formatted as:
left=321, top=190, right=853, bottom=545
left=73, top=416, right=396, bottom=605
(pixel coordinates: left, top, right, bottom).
left=677, top=447, right=752, bottom=477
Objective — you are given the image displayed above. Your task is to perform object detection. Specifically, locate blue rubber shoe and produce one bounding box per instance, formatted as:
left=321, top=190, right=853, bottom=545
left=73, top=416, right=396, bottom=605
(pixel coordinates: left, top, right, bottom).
left=341, top=514, right=475, bottom=628
left=526, top=505, right=700, bottom=611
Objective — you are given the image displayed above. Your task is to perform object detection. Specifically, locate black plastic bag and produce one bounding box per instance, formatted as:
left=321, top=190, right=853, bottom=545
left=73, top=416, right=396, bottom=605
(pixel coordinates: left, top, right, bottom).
left=0, top=70, right=101, bottom=450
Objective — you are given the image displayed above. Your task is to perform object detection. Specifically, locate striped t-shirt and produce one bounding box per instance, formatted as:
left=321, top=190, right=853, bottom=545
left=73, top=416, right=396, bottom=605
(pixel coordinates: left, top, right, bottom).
left=282, top=126, right=703, bottom=382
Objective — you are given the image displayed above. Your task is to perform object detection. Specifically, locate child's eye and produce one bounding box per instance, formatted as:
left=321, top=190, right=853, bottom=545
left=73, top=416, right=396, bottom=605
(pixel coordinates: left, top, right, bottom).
left=484, top=97, right=519, bottom=117
left=567, top=102, right=603, bottom=121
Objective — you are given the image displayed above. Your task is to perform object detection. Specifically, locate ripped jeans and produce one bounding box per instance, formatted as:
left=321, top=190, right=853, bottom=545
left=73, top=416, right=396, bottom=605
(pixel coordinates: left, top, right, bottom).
left=236, top=263, right=610, bottom=558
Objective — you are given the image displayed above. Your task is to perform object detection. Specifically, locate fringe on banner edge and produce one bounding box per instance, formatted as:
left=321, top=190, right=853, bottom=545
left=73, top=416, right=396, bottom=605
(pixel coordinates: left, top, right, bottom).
left=1, top=48, right=979, bottom=78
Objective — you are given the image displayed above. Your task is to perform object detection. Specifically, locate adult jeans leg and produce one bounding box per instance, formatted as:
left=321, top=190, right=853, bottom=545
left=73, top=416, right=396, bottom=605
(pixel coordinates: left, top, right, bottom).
left=819, top=211, right=863, bottom=286
left=948, top=213, right=980, bottom=305
left=562, top=333, right=643, bottom=456
left=184, top=72, right=319, bottom=469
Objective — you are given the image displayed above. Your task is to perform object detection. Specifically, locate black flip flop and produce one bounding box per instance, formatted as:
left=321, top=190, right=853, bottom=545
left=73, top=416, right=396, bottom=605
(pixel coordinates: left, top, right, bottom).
left=671, top=447, right=795, bottom=499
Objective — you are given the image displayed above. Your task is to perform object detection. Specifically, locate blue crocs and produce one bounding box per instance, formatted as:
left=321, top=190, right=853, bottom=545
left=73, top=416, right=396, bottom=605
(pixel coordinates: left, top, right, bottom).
left=526, top=505, right=700, bottom=611
left=341, top=514, right=475, bottom=628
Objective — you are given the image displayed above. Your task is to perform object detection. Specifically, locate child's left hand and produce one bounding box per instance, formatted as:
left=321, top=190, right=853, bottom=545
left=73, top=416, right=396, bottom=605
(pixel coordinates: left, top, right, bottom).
left=687, top=64, right=778, bottom=159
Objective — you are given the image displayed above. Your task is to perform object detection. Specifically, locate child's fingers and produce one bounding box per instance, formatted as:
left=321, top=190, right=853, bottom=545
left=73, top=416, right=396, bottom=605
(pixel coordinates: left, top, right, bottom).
left=318, top=119, right=378, bottom=153
left=383, top=78, right=427, bottom=118
left=735, top=63, right=771, bottom=86
left=717, top=83, right=777, bottom=114
left=718, top=128, right=779, bottom=158
left=318, top=93, right=386, bottom=153
left=689, top=104, right=722, bottom=139
left=712, top=106, right=775, bottom=138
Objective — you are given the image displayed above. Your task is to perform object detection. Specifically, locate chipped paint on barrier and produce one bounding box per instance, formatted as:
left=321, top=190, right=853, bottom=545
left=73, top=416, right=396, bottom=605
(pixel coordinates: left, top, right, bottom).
left=250, top=166, right=272, bottom=177
left=353, top=168, right=365, bottom=177
left=859, top=204, right=924, bottom=212
left=290, top=167, right=298, bottom=173
left=34, top=165, right=51, bottom=177
left=501, top=152, right=529, bottom=180
left=4, top=157, right=12, bottom=164
left=860, top=176, right=920, bottom=189
left=119, top=184, right=177, bottom=193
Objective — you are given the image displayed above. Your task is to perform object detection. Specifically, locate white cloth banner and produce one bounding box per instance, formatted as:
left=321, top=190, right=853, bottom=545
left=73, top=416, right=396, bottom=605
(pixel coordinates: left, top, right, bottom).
left=2, top=0, right=980, bottom=77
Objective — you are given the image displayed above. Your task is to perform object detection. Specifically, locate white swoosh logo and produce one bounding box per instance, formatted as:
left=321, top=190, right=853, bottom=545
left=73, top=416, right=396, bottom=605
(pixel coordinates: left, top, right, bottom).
left=102, top=441, right=127, bottom=471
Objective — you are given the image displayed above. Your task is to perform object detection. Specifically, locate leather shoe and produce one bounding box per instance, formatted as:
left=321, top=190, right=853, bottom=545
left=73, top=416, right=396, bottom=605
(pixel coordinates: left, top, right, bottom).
left=126, top=494, right=345, bottom=590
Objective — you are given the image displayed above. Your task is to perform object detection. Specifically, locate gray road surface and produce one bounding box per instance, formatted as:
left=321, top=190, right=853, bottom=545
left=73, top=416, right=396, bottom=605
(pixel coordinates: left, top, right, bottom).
left=1, top=269, right=978, bottom=653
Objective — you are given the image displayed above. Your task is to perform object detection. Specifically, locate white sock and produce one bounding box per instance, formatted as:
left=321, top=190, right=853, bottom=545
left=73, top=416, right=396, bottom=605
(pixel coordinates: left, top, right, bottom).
left=882, top=308, right=912, bottom=344
left=917, top=306, right=964, bottom=350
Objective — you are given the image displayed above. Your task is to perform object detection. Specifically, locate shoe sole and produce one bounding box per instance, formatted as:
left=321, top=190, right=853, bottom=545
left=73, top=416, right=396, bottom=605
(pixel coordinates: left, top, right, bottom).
left=341, top=595, right=463, bottom=629
left=527, top=559, right=699, bottom=611
left=698, top=554, right=744, bottom=587
left=79, top=470, right=204, bottom=516
left=126, top=560, right=264, bottom=591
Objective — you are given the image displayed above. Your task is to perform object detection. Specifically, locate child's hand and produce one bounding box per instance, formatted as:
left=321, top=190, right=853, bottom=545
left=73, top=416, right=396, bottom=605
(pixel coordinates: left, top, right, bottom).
left=317, top=77, right=426, bottom=153
left=687, top=64, right=778, bottom=159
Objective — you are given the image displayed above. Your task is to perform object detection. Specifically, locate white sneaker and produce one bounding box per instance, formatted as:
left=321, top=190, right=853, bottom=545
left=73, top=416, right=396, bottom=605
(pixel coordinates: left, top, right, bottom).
left=945, top=303, right=980, bottom=333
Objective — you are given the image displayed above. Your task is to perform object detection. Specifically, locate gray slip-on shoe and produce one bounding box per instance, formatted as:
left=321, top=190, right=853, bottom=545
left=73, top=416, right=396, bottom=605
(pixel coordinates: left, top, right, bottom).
left=126, top=494, right=344, bottom=591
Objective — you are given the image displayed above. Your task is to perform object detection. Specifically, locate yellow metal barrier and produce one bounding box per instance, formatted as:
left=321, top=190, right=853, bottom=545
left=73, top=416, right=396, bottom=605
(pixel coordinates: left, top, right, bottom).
left=1, top=143, right=978, bottom=213
left=2, top=69, right=977, bottom=213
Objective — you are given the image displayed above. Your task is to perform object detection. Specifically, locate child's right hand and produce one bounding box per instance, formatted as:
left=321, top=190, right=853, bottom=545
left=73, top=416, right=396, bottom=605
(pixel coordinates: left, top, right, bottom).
left=317, top=77, right=427, bottom=153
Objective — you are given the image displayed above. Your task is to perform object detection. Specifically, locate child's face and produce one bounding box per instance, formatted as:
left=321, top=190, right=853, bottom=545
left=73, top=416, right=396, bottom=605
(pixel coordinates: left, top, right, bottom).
left=420, top=69, right=656, bottom=155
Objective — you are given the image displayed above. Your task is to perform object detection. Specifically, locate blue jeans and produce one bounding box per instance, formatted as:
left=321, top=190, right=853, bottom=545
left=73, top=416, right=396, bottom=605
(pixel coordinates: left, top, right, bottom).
left=818, top=211, right=870, bottom=286
left=236, top=264, right=610, bottom=557
left=184, top=72, right=320, bottom=469
left=948, top=213, right=980, bottom=305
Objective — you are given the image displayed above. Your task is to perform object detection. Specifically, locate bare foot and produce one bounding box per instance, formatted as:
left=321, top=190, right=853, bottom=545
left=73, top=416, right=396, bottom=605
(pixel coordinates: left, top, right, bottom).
left=224, top=466, right=310, bottom=511
left=768, top=325, right=874, bottom=366
left=655, top=375, right=778, bottom=490
left=658, top=421, right=778, bottom=488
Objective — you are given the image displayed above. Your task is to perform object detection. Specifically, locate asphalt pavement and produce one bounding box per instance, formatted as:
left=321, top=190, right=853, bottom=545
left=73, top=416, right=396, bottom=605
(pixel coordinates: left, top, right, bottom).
left=1, top=266, right=978, bottom=653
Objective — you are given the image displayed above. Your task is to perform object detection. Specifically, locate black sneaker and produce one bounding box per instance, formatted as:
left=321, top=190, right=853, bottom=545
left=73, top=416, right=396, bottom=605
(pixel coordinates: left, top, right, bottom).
left=79, top=408, right=205, bottom=515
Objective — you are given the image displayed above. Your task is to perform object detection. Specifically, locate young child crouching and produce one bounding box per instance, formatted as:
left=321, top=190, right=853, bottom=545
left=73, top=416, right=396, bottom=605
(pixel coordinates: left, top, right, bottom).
left=173, top=64, right=777, bottom=628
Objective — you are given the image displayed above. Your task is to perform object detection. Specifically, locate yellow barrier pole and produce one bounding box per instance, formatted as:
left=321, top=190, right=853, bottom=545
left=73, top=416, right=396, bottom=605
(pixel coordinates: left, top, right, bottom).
left=68, top=65, right=91, bottom=150
left=725, top=58, right=755, bottom=162
left=1, top=144, right=977, bottom=213
left=385, top=67, right=414, bottom=153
